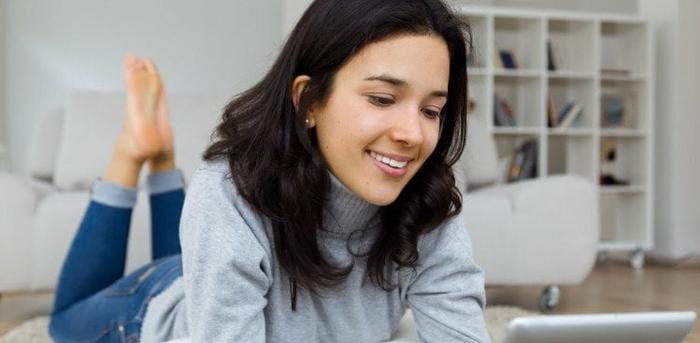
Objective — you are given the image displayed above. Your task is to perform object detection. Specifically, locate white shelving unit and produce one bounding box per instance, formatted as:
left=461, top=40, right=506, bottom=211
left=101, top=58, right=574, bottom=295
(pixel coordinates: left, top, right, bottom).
left=457, top=6, right=654, bottom=269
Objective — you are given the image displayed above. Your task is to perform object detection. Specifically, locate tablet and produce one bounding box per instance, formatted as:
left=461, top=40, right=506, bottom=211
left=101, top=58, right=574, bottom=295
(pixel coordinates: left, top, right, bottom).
left=502, top=311, right=697, bottom=343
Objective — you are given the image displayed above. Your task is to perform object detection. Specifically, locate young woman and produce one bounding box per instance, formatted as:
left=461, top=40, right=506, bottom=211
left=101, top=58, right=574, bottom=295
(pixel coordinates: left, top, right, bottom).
left=49, top=0, right=489, bottom=342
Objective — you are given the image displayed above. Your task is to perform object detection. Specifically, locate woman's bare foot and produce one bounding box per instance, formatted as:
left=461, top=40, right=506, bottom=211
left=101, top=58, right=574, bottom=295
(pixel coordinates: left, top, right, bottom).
left=104, top=54, right=174, bottom=187
left=120, top=54, right=163, bottom=161
left=142, top=59, right=175, bottom=173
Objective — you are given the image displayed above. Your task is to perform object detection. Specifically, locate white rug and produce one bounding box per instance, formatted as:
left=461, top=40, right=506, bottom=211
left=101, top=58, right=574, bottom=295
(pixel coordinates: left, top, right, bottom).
left=0, top=306, right=536, bottom=343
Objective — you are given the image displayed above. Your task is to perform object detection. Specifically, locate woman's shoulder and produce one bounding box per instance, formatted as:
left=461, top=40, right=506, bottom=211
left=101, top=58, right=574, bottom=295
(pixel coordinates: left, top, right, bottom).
left=189, top=159, right=237, bottom=192
left=194, top=158, right=232, bottom=176
left=183, top=158, right=275, bottom=256
left=416, top=211, right=471, bottom=253
left=187, top=158, right=244, bottom=207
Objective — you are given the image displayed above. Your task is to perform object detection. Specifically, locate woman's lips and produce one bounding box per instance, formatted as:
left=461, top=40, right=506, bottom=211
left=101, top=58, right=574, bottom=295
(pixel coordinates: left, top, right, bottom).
left=366, top=150, right=409, bottom=177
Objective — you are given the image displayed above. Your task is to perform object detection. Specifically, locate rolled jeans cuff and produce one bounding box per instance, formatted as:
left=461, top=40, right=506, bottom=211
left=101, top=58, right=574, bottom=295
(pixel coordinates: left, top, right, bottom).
left=147, top=168, right=185, bottom=195
left=90, top=179, right=138, bottom=209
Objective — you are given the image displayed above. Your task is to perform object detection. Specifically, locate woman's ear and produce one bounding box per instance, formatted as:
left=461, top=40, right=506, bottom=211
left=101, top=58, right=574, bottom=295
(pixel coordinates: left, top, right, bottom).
left=292, top=75, right=317, bottom=128
left=292, top=75, right=311, bottom=113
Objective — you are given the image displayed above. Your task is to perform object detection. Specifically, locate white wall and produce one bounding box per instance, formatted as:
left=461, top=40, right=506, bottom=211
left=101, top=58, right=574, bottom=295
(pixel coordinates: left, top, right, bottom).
left=0, top=0, right=7, bottom=170
left=671, top=0, right=700, bottom=258
left=3, top=0, right=283, bottom=174
left=640, top=0, right=700, bottom=259
left=283, top=0, right=311, bottom=39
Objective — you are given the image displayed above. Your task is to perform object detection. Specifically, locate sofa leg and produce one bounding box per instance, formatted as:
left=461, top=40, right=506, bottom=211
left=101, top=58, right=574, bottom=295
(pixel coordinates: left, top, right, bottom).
left=539, top=285, right=560, bottom=312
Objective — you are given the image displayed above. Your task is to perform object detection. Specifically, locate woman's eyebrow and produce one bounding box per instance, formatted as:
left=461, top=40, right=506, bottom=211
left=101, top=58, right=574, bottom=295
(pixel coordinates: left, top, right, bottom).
left=364, top=74, right=448, bottom=98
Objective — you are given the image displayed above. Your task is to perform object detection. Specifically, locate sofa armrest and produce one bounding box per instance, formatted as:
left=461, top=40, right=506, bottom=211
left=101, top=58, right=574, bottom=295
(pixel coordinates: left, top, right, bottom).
left=463, top=175, right=599, bottom=286
left=0, top=172, right=55, bottom=291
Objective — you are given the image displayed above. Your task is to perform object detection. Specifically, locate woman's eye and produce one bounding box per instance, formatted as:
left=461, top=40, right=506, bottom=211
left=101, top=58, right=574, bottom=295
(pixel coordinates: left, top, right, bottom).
left=423, top=108, right=441, bottom=119
left=368, top=95, right=395, bottom=107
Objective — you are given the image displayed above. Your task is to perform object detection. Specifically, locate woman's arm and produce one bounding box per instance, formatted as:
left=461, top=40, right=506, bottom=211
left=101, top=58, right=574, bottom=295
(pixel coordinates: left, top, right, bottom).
left=179, top=163, right=271, bottom=342
left=405, top=214, right=491, bottom=343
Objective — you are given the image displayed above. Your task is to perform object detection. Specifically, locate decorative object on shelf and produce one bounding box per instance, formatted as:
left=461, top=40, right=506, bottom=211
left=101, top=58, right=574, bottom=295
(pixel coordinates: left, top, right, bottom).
left=467, top=96, right=477, bottom=114
left=600, top=173, right=630, bottom=186
left=508, top=139, right=538, bottom=182
left=493, top=94, right=516, bottom=126
left=601, top=92, right=634, bottom=128
left=599, top=138, right=630, bottom=185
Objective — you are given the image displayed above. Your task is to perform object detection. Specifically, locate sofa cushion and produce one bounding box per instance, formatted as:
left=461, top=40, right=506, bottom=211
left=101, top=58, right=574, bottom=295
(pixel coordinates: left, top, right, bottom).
left=27, top=107, right=64, bottom=181
left=54, top=90, right=225, bottom=190
left=454, top=115, right=499, bottom=192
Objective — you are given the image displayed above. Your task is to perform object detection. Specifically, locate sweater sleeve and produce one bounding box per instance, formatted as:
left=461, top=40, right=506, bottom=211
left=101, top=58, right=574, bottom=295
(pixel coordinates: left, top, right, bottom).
left=179, top=165, right=271, bottom=343
left=405, top=214, right=490, bottom=343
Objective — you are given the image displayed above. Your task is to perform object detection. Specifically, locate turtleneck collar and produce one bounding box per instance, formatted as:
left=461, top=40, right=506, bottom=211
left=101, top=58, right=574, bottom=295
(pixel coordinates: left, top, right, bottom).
left=321, top=171, right=381, bottom=238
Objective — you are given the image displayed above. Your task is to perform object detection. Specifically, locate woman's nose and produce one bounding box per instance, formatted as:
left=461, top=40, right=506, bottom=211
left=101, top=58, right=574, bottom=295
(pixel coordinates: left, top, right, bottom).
left=388, top=109, right=424, bottom=147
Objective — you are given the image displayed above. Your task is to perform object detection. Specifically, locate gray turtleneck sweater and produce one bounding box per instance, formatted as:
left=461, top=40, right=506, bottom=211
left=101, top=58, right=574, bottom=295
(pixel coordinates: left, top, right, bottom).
left=139, top=159, right=489, bottom=342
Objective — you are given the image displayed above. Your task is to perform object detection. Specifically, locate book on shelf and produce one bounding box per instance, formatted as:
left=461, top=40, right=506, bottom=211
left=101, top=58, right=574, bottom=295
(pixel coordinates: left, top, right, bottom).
left=493, top=94, right=517, bottom=127
left=547, top=40, right=557, bottom=71
left=493, top=47, right=504, bottom=69
left=495, top=47, right=519, bottom=69
left=601, top=68, right=632, bottom=77
left=508, top=139, right=538, bottom=182
left=547, top=88, right=558, bottom=127
left=547, top=40, right=566, bottom=72
left=557, top=101, right=583, bottom=128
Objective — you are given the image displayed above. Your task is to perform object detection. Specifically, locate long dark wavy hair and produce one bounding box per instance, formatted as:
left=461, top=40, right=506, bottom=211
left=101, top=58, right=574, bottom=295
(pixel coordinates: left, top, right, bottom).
left=203, top=0, right=472, bottom=310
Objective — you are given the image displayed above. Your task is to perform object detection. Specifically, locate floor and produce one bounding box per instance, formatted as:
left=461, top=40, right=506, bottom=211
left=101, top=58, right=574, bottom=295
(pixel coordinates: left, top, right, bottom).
left=1, top=260, right=699, bottom=341
left=488, top=259, right=700, bottom=342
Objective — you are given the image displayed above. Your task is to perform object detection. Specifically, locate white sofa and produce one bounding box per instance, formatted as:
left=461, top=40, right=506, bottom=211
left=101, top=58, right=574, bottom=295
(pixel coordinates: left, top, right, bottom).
left=0, top=90, right=598, bottom=311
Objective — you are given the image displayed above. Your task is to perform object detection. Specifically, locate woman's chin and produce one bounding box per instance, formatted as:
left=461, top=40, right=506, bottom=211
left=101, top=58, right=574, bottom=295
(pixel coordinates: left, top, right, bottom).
left=359, top=188, right=402, bottom=206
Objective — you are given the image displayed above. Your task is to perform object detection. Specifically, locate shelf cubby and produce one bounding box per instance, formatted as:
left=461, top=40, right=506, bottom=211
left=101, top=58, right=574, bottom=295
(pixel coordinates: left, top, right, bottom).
left=494, top=75, right=544, bottom=128
left=600, top=21, right=649, bottom=76
left=464, top=15, right=491, bottom=69
left=547, top=135, right=596, bottom=182
left=494, top=16, right=545, bottom=71
left=494, top=134, right=542, bottom=181
left=547, top=77, right=596, bottom=129
left=547, top=19, right=596, bottom=73
left=599, top=192, right=650, bottom=247
left=600, top=79, right=648, bottom=131
left=599, top=136, right=648, bottom=187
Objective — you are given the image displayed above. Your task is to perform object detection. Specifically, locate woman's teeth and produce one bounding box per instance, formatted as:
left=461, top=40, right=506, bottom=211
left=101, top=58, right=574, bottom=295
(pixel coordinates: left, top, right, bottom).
left=369, top=151, right=408, bottom=169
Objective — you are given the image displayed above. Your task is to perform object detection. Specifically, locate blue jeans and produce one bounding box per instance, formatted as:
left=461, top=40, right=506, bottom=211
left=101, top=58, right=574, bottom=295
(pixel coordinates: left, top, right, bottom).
left=49, top=187, right=185, bottom=343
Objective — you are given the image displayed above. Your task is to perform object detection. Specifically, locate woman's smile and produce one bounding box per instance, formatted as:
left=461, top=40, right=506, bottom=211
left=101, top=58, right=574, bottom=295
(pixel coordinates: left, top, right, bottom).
left=366, top=150, right=412, bottom=177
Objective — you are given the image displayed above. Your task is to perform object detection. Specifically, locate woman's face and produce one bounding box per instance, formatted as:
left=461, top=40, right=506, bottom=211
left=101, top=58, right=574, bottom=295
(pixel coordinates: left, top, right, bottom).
left=305, top=33, right=450, bottom=206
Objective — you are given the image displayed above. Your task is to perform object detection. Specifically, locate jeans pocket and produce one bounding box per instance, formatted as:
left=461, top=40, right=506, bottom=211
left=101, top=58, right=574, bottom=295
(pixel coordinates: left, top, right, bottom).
left=105, top=264, right=158, bottom=297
